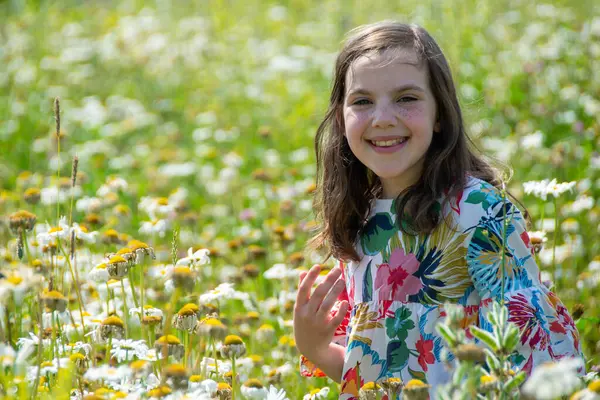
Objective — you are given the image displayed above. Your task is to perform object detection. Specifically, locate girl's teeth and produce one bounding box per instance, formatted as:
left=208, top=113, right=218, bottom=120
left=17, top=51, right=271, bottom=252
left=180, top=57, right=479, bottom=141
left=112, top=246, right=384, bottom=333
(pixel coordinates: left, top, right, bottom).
left=371, top=138, right=406, bottom=147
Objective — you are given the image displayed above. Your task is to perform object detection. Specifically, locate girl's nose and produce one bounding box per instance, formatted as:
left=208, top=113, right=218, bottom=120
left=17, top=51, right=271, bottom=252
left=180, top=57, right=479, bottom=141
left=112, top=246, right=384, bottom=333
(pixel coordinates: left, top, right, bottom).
left=371, top=103, right=398, bottom=129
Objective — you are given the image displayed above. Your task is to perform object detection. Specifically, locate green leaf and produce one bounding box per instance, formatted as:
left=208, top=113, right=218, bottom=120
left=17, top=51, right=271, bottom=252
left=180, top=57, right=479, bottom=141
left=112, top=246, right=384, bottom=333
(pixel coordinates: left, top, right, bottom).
left=470, top=326, right=499, bottom=351
left=502, top=325, right=520, bottom=352
left=503, top=371, right=527, bottom=392
left=576, top=317, right=600, bottom=333
left=408, top=366, right=428, bottom=383
left=436, top=323, right=457, bottom=348
left=385, top=307, right=415, bottom=340
left=360, top=213, right=397, bottom=256
left=484, top=348, right=501, bottom=371
left=465, top=191, right=487, bottom=205
left=362, top=261, right=373, bottom=302
left=386, top=340, right=410, bottom=373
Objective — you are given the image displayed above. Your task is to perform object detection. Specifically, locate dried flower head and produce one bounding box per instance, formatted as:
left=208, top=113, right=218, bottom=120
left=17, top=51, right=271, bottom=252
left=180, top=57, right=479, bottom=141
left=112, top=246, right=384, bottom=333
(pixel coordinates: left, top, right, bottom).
left=216, top=382, right=232, bottom=400
left=172, top=266, right=196, bottom=290
left=172, top=303, right=200, bottom=331
left=241, top=378, right=268, bottom=399
left=256, top=324, right=275, bottom=342
left=41, top=290, right=68, bottom=312
left=147, top=385, right=172, bottom=398
left=220, top=335, right=246, bottom=359
left=402, top=379, right=430, bottom=400
left=380, top=377, right=403, bottom=394
left=163, top=364, right=189, bottom=390
left=194, top=317, right=227, bottom=340
left=154, top=335, right=185, bottom=359
left=23, top=188, right=41, bottom=205
left=9, top=210, right=37, bottom=235
left=99, top=316, right=126, bottom=341
left=127, top=239, right=156, bottom=261
left=359, top=382, right=383, bottom=400
left=453, top=343, right=487, bottom=364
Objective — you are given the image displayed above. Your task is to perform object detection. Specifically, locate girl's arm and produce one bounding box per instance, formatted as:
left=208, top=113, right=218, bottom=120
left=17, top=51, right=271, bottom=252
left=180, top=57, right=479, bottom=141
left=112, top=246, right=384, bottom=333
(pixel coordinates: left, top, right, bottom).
left=300, top=342, right=346, bottom=383
left=294, top=264, right=351, bottom=382
left=465, top=196, right=584, bottom=375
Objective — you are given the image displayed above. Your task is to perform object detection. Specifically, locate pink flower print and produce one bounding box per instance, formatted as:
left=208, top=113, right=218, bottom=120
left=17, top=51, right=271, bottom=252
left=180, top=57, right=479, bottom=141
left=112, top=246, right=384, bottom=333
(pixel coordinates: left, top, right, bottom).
left=374, top=248, right=424, bottom=302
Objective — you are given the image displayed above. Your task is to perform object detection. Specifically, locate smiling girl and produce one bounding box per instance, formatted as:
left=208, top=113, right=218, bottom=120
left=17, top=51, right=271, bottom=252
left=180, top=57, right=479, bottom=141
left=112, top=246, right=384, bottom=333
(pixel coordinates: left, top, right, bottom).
left=293, top=21, right=583, bottom=399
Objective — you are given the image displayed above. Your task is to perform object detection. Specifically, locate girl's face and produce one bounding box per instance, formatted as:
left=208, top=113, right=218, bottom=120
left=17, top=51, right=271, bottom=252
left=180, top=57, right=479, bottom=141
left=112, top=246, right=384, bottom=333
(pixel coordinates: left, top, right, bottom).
left=343, top=49, right=440, bottom=199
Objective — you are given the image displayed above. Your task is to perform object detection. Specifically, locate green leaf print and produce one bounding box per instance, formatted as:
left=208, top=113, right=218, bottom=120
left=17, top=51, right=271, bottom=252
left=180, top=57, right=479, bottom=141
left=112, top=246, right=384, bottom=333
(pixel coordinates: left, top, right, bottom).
left=387, top=340, right=410, bottom=373
left=385, top=307, right=415, bottom=341
left=408, top=366, right=428, bottom=383
left=362, top=260, right=373, bottom=302
left=360, top=213, right=397, bottom=256
left=465, top=190, right=491, bottom=210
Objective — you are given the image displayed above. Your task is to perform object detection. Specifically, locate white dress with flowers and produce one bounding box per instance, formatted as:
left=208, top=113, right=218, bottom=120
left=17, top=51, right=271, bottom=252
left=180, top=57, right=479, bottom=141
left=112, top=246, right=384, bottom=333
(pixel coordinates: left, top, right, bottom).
left=300, top=175, right=583, bottom=399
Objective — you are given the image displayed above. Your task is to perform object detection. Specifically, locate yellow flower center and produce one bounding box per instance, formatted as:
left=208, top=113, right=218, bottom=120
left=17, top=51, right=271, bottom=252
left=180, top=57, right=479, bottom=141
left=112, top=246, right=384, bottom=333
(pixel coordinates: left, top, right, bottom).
left=43, top=290, right=66, bottom=299
left=201, top=318, right=224, bottom=327
left=104, top=229, right=119, bottom=238
left=164, top=364, right=187, bottom=377
left=480, top=375, right=497, bottom=384
left=7, top=276, right=23, bottom=285
left=128, top=239, right=150, bottom=250
left=361, top=382, right=380, bottom=390
left=102, top=316, right=125, bottom=327
left=178, top=303, right=199, bottom=316
left=405, top=379, right=427, bottom=389
left=588, top=380, right=600, bottom=393
left=224, top=335, right=244, bottom=345
left=173, top=266, right=192, bottom=276
left=130, top=360, right=148, bottom=370
left=156, top=335, right=181, bottom=345
left=69, top=353, right=86, bottom=361
left=108, top=255, right=127, bottom=264
left=243, top=378, right=263, bottom=388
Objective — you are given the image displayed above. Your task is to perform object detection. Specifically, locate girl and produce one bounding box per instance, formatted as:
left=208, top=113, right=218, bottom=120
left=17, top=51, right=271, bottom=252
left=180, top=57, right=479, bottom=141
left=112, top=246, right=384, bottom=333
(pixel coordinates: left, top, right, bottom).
left=293, top=21, right=583, bottom=399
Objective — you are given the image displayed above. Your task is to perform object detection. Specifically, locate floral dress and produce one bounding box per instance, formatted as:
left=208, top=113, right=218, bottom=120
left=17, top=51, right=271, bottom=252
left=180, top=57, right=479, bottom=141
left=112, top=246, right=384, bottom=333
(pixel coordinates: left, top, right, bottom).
left=300, top=176, right=583, bottom=399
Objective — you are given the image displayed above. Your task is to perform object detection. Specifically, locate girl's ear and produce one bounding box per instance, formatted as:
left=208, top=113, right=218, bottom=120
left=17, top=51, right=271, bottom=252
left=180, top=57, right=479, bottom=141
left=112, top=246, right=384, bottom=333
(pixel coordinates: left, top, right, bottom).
left=434, top=120, right=440, bottom=133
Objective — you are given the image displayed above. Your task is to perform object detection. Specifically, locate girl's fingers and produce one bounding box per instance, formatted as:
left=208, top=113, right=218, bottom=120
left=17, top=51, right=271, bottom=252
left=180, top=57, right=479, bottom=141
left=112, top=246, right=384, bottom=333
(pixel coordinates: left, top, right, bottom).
left=316, top=279, right=345, bottom=317
left=306, top=267, right=341, bottom=314
left=295, top=265, right=321, bottom=306
left=329, top=300, right=349, bottom=328
left=298, top=271, right=308, bottom=287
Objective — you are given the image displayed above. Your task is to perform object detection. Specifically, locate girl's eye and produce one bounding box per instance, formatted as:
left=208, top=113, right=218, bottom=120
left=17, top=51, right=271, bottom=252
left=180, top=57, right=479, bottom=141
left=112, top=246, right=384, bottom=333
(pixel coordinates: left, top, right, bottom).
left=398, top=97, right=417, bottom=103
left=353, top=99, right=371, bottom=106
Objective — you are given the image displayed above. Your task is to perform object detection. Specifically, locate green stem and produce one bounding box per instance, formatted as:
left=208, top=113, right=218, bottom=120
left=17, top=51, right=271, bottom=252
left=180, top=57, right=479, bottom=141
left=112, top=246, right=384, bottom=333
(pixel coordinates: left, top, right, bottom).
left=231, top=356, right=237, bottom=400
left=120, top=280, right=129, bottom=338
left=552, top=196, right=559, bottom=287
left=57, top=241, right=87, bottom=339
left=128, top=268, right=140, bottom=309
left=140, top=261, right=145, bottom=342
left=21, top=230, right=33, bottom=266
left=212, top=337, right=219, bottom=377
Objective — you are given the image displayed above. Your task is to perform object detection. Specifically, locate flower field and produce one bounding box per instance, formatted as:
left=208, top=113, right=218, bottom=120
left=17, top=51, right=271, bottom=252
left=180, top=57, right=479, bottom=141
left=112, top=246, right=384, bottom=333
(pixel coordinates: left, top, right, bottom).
left=0, top=0, right=599, bottom=398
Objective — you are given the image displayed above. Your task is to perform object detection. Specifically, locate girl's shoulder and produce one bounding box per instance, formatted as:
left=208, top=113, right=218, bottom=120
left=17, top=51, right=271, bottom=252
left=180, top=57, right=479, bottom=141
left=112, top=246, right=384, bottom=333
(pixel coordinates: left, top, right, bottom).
left=449, top=174, right=524, bottom=229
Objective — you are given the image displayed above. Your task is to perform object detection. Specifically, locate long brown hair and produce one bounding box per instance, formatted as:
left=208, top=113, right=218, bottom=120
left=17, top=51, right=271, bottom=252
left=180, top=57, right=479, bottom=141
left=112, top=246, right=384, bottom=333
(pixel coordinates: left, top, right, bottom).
left=308, top=21, right=525, bottom=263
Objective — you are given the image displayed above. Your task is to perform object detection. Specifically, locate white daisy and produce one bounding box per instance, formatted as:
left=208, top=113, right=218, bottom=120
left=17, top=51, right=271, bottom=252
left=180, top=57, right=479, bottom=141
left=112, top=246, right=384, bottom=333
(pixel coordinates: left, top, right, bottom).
left=176, top=247, right=210, bottom=268
left=110, top=339, right=149, bottom=362
left=521, top=357, right=585, bottom=400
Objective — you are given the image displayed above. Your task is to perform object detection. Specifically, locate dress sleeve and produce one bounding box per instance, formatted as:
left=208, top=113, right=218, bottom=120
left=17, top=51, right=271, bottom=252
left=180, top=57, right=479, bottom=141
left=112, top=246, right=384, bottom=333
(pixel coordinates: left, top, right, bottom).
left=465, top=198, right=584, bottom=376
left=300, top=260, right=352, bottom=377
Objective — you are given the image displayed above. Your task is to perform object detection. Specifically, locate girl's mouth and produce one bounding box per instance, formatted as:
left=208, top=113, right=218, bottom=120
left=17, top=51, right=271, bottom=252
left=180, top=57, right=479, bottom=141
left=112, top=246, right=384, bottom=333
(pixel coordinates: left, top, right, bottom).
left=368, top=137, right=409, bottom=153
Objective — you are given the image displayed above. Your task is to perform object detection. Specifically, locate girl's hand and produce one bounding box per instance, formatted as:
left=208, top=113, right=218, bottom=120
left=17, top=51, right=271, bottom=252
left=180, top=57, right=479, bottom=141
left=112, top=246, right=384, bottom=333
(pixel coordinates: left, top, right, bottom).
left=293, top=264, right=350, bottom=361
